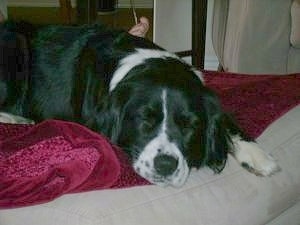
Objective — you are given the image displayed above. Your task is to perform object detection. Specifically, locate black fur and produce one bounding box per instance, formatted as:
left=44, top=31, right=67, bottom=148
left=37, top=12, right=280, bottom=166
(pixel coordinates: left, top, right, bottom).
left=0, top=22, right=248, bottom=185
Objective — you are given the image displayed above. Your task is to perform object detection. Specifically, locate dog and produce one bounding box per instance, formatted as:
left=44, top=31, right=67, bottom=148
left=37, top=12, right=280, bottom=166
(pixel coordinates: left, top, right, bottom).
left=0, top=21, right=280, bottom=187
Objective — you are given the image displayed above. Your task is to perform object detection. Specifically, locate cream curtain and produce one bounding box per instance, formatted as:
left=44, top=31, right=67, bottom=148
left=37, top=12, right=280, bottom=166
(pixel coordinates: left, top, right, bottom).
left=0, top=0, right=7, bottom=19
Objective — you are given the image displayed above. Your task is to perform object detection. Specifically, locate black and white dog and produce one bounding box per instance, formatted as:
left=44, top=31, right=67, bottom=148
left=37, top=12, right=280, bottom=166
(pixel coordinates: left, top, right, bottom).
left=0, top=22, right=279, bottom=187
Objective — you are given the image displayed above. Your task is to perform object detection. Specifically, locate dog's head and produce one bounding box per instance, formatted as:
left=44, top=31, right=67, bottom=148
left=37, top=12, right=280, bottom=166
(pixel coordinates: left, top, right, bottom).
left=97, top=49, right=232, bottom=187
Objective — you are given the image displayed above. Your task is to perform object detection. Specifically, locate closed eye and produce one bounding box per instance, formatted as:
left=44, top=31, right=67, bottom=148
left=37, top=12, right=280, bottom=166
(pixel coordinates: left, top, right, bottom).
left=175, top=113, right=200, bottom=130
left=137, top=107, right=163, bottom=132
left=140, top=118, right=156, bottom=131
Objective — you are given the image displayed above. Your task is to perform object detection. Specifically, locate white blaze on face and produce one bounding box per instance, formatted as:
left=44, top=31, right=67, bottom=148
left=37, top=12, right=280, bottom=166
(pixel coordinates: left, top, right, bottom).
left=133, top=89, right=189, bottom=187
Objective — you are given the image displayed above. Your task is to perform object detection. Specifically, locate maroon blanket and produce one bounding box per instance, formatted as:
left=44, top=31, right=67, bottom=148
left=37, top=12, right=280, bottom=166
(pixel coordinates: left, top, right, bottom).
left=1, top=71, right=300, bottom=209
left=204, top=71, right=300, bottom=137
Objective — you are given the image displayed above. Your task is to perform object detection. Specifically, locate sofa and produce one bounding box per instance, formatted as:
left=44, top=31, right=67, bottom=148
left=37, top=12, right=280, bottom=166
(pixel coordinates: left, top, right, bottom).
left=0, top=2, right=300, bottom=224
left=1, top=71, right=299, bottom=225
left=212, top=0, right=300, bottom=74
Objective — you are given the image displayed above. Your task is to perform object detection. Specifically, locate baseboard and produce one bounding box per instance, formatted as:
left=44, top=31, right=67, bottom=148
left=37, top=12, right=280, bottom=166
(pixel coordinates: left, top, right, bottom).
left=8, top=0, right=153, bottom=8
left=178, top=55, right=219, bottom=71
left=204, top=55, right=219, bottom=71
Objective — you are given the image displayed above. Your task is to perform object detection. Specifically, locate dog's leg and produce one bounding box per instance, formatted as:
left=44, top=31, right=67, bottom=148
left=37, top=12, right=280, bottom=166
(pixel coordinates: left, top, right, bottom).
left=0, top=112, right=34, bottom=124
left=71, top=48, right=105, bottom=127
left=231, top=136, right=280, bottom=176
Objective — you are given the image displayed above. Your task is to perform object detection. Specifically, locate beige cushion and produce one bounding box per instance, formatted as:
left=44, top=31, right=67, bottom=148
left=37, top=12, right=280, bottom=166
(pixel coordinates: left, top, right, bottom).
left=223, top=0, right=293, bottom=74
left=1, top=105, right=300, bottom=225
left=212, top=0, right=300, bottom=74
left=291, top=0, right=300, bottom=48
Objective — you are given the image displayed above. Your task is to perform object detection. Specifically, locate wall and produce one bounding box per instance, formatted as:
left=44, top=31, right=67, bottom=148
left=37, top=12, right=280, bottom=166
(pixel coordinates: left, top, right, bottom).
left=205, top=0, right=218, bottom=70
left=153, top=0, right=218, bottom=70
left=6, top=0, right=217, bottom=70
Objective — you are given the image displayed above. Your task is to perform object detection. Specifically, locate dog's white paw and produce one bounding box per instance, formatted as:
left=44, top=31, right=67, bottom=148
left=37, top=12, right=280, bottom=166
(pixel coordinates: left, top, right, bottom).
left=232, top=137, right=280, bottom=176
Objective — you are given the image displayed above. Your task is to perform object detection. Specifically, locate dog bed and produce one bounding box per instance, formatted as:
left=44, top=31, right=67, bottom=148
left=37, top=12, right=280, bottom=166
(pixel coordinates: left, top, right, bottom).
left=0, top=71, right=300, bottom=224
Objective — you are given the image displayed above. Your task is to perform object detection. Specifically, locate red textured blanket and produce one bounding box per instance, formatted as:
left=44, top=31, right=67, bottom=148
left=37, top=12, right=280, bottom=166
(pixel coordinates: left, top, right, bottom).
left=1, top=71, right=299, bottom=209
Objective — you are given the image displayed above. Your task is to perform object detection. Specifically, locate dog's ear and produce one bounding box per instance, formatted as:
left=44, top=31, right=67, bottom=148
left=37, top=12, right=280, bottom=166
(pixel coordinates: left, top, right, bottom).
left=95, top=86, right=130, bottom=143
left=201, top=88, right=233, bottom=173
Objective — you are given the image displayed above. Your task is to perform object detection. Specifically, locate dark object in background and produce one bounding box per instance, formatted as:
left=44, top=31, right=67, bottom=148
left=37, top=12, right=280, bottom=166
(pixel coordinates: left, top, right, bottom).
left=76, top=0, right=97, bottom=24
left=98, top=0, right=117, bottom=12
left=76, top=0, right=117, bottom=24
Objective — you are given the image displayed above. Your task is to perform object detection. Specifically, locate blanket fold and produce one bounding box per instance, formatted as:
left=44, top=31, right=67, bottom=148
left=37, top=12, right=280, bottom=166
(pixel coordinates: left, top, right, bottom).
left=0, top=120, right=122, bottom=208
left=204, top=72, right=300, bottom=137
left=0, top=71, right=299, bottom=209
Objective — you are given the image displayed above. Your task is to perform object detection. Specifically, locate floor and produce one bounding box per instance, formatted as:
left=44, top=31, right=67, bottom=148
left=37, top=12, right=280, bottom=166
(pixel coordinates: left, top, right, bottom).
left=8, top=7, right=153, bottom=40
left=7, top=6, right=218, bottom=70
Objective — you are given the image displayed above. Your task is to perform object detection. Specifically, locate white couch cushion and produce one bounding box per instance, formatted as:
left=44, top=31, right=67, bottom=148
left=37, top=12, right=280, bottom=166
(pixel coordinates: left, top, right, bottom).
left=1, top=105, right=299, bottom=225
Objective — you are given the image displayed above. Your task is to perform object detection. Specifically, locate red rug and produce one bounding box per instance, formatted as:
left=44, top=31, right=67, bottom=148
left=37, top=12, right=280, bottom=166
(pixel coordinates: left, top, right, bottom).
left=0, top=71, right=299, bottom=209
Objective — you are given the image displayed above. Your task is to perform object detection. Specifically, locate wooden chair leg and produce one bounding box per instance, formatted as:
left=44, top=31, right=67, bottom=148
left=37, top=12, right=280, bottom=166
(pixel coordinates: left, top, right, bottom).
left=192, top=0, right=207, bottom=70
left=59, top=0, right=72, bottom=24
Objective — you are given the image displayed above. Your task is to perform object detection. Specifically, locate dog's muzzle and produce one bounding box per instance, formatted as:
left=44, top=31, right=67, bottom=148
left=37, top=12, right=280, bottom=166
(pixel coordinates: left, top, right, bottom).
left=154, top=154, right=179, bottom=177
left=133, top=145, right=189, bottom=187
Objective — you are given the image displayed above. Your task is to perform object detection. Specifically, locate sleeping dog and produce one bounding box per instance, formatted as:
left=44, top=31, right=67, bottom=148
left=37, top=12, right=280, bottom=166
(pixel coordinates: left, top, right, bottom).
left=0, top=22, right=279, bottom=187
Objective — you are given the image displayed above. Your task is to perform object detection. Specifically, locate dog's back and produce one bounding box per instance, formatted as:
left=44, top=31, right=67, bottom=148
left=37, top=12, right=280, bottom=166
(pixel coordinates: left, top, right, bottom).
left=0, top=22, right=122, bottom=119
left=0, top=21, right=280, bottom=187
left=0, top=22, right=161, bottom=122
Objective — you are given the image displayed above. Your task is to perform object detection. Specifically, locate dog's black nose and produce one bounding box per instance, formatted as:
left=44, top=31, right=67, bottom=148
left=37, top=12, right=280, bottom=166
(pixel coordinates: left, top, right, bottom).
left=154, top=154, right=178, bottom=177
